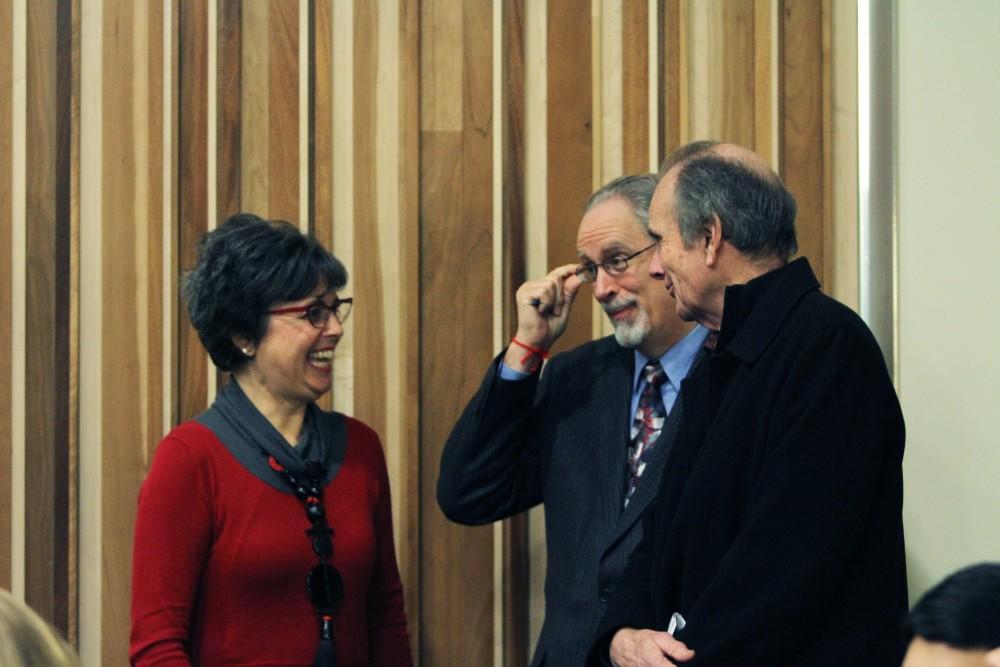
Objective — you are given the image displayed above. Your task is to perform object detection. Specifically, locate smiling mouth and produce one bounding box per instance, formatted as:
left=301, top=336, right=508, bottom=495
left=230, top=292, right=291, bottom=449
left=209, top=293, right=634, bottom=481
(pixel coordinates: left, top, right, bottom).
left=307, top=349, right=335, bottom=367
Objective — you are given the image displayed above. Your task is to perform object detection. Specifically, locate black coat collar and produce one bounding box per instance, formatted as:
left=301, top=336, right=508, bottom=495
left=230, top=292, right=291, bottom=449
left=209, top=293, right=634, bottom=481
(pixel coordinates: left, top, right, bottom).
left=717, top=257, right=820, bottom=364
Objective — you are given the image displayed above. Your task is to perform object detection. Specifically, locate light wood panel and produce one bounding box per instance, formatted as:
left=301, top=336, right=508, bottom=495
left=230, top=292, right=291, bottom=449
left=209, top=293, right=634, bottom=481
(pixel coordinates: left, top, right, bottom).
left=24, top=0, right=73, bottom=634
left=419, top=0, right=496, bottom=663
left=217, top=0, right=241, bottom=221
left=0, top=0, right=14, bottom=593
left=547, top=0, right=593, bottom=355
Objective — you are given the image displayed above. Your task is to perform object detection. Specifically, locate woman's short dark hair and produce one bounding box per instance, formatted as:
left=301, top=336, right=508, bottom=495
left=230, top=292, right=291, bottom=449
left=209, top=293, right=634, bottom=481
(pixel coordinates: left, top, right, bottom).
left=903, top=562, right=1000, bottom=649
left=182, top=213, right=348, bottom=372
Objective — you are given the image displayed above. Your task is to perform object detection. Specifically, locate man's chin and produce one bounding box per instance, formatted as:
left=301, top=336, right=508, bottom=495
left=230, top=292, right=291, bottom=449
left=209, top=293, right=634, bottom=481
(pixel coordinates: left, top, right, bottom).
left=612, top=321, right=648, bottom=349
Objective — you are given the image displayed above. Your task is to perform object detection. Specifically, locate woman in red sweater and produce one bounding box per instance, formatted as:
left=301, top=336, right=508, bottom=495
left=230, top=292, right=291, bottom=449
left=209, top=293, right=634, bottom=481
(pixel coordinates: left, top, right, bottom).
left=130, top=214, right=412, bottom=667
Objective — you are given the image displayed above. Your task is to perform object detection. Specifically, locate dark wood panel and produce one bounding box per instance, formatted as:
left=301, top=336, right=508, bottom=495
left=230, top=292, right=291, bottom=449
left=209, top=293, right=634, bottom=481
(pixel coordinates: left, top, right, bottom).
left=217, top=0, right=241, bottom=220
left=0, top=0, right=14, bottom=592
left=24, top=0, right=72, bottom=634
left=268, top=0, right=298, bottom=222
left=351, top=0, right=387, bottom=442
left=623, top=0, right=650, bottom=174
left=780, top=0, right=828, bottom=285
left=660, top=0, right=682, bottom=161
left=502, top=2, right=529, bottom=665
left=547, top=0, right=592, bottom=354
left=178, top=0, right=209, bottom=422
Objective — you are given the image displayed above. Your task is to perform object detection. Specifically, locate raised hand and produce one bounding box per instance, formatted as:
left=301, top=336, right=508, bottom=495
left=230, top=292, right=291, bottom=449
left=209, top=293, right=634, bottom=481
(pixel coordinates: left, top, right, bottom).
left=504, top=264, right=583, bottom=372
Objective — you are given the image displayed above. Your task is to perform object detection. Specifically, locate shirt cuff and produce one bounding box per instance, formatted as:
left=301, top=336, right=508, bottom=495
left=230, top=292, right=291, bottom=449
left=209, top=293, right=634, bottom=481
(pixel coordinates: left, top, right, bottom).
left=498, top=361, right=532, bottom=381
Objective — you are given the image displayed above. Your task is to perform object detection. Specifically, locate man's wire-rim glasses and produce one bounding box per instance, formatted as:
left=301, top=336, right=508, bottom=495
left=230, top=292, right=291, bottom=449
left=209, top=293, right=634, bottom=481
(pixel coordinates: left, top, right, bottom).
left=575, top=240, right=659, bottom=283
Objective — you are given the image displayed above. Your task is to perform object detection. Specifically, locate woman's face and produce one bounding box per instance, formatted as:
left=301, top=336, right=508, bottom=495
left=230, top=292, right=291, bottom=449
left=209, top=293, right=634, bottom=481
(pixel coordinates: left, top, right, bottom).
left=243, top=284, right=344, bottom=408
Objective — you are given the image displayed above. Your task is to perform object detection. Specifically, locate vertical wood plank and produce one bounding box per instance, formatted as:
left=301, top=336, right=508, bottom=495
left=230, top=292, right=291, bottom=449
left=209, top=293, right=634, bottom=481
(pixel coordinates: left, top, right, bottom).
left=419, top=0, right=495, bottom=663
left=0, top=0, right=14, bottom=593
left=397, top=0, right=422, bottom=655
left=178, top=0, right=209, bottom=422
left=269, top=0, right=299, bottom=222
left=217, top=0, right=241, bottom=220
left=313, top=0, right=332, bottom=242
left=352, top=0, right=386, bottom=442
left=546, top=0, right=592, bottom=354
left=753, top=0, right=774, bottom=163
left=660, top=0, right=682, bottom=158
left=24, top=0, right=72, bottom=632
left=780, top=0, right=828, bottom=283
left=622, top=0, right=650, bottom=174
left=241, top=0, right=269, bottom=216
left=101, top=0, right=150, bottom=661
left=502, top=1, right=529, bottom=664
left=715, top=1, right=756, bottom=145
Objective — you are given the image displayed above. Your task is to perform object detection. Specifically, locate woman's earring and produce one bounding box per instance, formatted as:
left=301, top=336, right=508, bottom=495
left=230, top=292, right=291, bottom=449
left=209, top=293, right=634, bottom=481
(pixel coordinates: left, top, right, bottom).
left=242, top=347, right=254, bottom=357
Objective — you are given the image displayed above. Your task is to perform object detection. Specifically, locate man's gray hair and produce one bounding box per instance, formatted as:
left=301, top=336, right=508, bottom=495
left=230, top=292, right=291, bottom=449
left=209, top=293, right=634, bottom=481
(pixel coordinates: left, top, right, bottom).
left=583, top=173, right=659, bottom=231
left=675, top=155, right=798, bottom=262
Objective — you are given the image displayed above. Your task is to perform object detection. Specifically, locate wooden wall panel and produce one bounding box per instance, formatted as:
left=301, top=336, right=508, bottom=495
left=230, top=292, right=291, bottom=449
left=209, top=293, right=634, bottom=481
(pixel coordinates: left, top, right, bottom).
left=502, top=3, right=529, bottom=661
left=268, top=0, right=299, bottom=222
left=661, top=0, right=683, bottom=158
left=351, top=0, right=387, bottom=443
left=100, top=1, right=163, bottom=661
left=24, top=0, right=72, bottom=633
left=546, top=0, right=592, bottom=355
left=217, top=0, right=241, bottom=221
left=623, top=0, right=650, bottom=173
left=419, top=0, right=495, bottom=663
left=177, top=0, right=209, bottom=422
left=0, top=0, right=13, bottom=594
left=312, top=0, right=333, bottom=242
left=781, top=0, right=831, bottom=287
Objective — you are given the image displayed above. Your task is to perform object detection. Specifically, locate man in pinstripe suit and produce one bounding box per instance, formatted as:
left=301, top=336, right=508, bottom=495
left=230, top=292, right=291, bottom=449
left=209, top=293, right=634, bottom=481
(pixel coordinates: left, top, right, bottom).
left=437, top=169, right=709, bottom=667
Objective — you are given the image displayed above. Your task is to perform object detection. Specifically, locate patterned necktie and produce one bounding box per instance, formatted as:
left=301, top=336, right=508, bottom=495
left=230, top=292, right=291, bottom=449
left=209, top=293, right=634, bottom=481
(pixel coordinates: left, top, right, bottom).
left=625, top=361, right=668, bottom=507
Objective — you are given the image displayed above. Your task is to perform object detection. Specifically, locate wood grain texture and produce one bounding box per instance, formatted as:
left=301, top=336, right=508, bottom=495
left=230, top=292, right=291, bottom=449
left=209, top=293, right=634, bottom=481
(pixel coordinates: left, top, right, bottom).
left=0, top=2, right=14, bottom=590
left=419, top=1, right=495, bottom=663
left=240, top=0, right=270, bottom=216
left=312, top=0, right=332, bottom=243
left=0, top=0, right=14, bottom=592
left=660, top=0, right=682, bottom=159
left=502, top=2, right=528, bottom=663
left=269, top=0, right=299, bottom=222
left=217, top=0, right=241, bottom=221
left=65, top=0, right=79, bottom=644
left=547, top=0, right=593, bottom=355
left=351, top=0, right=387, bottom=443
left=753, top=0, right=773, bottom=163
left=396, top=0, right=422, bottom=655
left=24, top=0, right=72, bottom=632
left=178, top=0, right=209, bottom=422
left=780, top=0, right=828, bottom=284
left=622, top=0, right=650, bottom=174
left=101, top=1, right=157, bottom=660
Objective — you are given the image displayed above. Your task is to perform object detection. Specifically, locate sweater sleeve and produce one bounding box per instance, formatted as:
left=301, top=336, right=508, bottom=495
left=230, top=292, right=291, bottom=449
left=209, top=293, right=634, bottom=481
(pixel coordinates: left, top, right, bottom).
left=130, top=432, right=214, bottom=667
left=363, top=429, right=414, bottom=667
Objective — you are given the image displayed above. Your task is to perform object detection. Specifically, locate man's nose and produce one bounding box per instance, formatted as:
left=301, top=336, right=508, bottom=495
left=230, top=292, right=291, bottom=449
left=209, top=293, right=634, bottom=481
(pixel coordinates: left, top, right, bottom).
left=648, top=247, right=665, bottom=281
left=593, top=267, right=617, bottom=301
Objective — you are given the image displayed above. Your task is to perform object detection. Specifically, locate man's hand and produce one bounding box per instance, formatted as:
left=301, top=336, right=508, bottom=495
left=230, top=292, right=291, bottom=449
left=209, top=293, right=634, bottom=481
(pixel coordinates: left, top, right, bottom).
left=504, top=264, right=583, bottom=372
left=609, top=628, right=694, bottom=667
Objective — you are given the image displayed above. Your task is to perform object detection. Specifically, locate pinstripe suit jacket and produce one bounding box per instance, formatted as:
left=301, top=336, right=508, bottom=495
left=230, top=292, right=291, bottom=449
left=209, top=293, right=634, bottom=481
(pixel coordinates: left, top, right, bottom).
left=437, top=336, right=691, bottom=667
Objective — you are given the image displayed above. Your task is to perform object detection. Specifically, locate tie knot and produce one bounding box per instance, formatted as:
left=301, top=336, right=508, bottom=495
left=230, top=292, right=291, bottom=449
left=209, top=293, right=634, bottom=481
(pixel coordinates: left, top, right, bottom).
left=642, top=361, right=667, bottom=388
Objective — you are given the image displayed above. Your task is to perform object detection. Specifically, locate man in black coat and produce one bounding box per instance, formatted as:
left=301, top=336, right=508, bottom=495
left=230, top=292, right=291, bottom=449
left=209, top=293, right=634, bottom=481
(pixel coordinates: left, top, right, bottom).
left=437, top=173, right=709, bottom=667
left=593, top=143, right=907, bottom=666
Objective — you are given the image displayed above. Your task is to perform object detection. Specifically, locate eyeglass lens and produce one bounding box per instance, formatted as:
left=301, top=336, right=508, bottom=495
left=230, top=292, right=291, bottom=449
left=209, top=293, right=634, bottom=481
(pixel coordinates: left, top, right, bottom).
left=306, top=300, right=352, bottom=328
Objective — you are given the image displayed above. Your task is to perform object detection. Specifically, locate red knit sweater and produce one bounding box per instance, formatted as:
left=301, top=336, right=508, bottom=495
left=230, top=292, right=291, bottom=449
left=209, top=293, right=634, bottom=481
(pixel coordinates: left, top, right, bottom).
left=130, top=418, right=412, bottom=667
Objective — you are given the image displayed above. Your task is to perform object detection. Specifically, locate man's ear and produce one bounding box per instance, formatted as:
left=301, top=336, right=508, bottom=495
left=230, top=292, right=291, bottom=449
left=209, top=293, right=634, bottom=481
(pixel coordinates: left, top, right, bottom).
left=704, top=215, right=723, bottom=266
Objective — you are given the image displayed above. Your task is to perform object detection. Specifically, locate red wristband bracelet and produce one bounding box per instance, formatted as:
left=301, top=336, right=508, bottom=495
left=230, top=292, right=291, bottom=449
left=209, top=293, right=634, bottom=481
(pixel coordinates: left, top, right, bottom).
left=511, top=337, right=549, bottom=371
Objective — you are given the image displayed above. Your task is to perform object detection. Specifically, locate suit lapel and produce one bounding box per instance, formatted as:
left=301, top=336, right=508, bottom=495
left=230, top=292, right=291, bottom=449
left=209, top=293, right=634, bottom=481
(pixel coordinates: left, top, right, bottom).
left=593, top=345, right=633, bottom=536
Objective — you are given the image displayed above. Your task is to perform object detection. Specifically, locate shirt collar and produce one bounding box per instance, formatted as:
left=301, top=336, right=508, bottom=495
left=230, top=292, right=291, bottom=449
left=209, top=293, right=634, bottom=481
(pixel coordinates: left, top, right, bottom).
left=632, top=324, right=710, bottom=393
